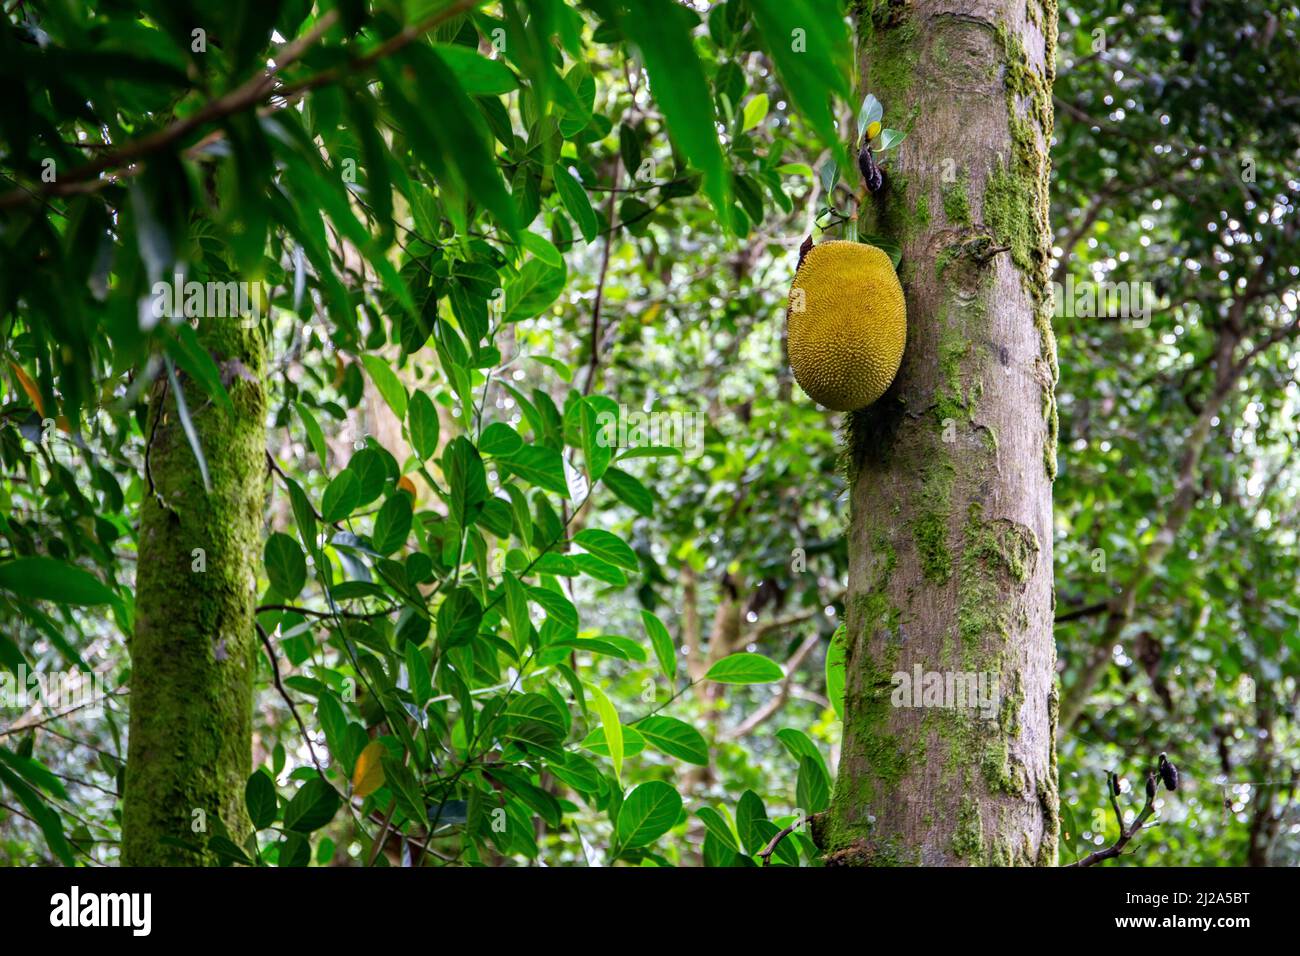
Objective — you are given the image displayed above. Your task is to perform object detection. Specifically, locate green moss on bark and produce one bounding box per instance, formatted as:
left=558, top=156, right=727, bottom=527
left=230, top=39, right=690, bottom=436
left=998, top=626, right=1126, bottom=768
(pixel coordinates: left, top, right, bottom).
left=123, top=318, right=267, bottom=866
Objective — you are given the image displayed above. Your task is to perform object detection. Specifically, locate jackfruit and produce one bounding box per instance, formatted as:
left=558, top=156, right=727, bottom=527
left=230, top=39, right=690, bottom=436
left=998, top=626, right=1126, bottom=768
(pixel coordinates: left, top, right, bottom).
left=786, top=240, right=906, bottom=411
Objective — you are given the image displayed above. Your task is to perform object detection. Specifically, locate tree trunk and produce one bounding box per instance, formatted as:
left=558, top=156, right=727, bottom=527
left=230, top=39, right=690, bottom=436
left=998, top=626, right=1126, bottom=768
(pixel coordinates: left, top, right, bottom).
left=123, top=320, right=267, bottom=865
left=822, top=0, right=1059, bottom=866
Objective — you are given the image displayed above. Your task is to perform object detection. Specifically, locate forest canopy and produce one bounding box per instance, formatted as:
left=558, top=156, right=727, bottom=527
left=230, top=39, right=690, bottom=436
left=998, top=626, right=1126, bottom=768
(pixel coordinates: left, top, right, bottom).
left=0, top=0, right=1298, bottom=870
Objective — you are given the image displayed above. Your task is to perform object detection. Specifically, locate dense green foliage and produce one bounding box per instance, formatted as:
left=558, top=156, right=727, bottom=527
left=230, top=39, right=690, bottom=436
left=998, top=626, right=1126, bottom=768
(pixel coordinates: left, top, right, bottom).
left=0, top=0, right=1297, bottom=867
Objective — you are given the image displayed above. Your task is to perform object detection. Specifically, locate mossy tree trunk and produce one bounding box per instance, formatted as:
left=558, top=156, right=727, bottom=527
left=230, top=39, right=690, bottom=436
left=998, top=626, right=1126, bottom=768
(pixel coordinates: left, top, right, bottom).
left=822, top=0, right=1059, bottom=866
left=123, top=320, right=267, bottom=865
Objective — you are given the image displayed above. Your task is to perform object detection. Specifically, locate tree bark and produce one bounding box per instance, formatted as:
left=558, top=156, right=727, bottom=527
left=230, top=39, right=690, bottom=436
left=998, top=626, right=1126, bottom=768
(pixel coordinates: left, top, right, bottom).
left=123, top=320, right=267, bottom=865
left=823, top=0, right=1058, bottom=866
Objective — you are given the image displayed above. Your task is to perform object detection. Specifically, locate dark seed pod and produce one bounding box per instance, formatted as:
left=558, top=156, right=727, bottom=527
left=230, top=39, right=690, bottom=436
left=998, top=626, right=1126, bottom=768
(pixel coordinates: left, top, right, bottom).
left=1159, top=752, right=1179, bottom=791
left=858, top=145, right=884, bottom=194
left=1108, top=772, right=1121, bottom=797
left=1145, top=773, right=1156, bottom=800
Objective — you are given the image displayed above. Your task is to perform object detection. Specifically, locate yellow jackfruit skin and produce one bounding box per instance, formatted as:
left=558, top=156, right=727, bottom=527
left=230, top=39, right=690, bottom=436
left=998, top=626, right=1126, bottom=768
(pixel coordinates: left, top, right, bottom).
left=786, top=240, right=907, bottom=412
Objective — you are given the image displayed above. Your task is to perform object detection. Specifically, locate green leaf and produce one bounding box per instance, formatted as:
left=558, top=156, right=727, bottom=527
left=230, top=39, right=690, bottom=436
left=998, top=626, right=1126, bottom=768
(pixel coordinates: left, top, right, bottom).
left=579, top=396, right=613, bottom=482
left=616, top=780, right=682, bottom=850
left=408, top=390, right=440, bottom=461
left=479, top=422, right=523, bottom=457
left=505, top=258, right=566, bottom=322
left=637, top=715, right=708, bottom=765
left=621, top=0, right=730, bottom=226
left=696, top=806, right=740, bottom=851
left=296, top=402, right=328, bottom=467
left=735, top=789, right=768, bottom=855
left=502, top=693, right=567, bottom=748
left=164, top=356, right=211, bottom=493
left=431, top=43, right=519, bottom=95
left=796, top=755, right=831, bottom=813
left=0, top=762, right=73, bottom=864
left=500, top=444, right=570, bottom=498
left=704, top=652, right=784, bottom=684
left=264, top=533, right=307, bottom=599
left=602, top=466, right=653, bottom=516
left=372, top=492, right=413, bottom=556
left=437, top=587, right=483, bottom=648
left=320, top=470, right=360, bottom=523
left=573, top=528, right=638, bottom=571
left=444, top=437, right=488, bottom=530
left=282, top=778, right=340, bottom=833
left=742, top=93, right=769, bottom=132
left=776, top=727, right=832, bottom=783
left=748, top=0, right=851, bottom=169
left=245, top=770, right=278, bottom=830
left=521, top=230, right=563, bottom=268
left=878, top=128, right=907, bottom=151
left=345, top=448, right=386, bottom=507
left=553, top=165, right=598, bottom=242
left=587, top=682, right=623, bottom=783
left=0, top=558, right=116, bottom=606
left=380, top=49, right=517, bottom=237
left=406, top=641, right=431, bottom=708
left=857, top=93, right=884, bottom=138
left=826, top=623, right=847, bottom=719
left=503, top=572, right=532, bottom=653
left=640, top=610, right=677, bottom=683
left=361, top=354, right=408, bottom=421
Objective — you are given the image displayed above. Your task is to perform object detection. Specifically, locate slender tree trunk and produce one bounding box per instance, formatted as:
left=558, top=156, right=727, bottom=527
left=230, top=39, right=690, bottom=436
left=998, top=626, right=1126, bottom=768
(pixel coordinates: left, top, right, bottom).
left=821, top=0, right=1059, bottom=866
left=123, top=320, right=267, bottom=865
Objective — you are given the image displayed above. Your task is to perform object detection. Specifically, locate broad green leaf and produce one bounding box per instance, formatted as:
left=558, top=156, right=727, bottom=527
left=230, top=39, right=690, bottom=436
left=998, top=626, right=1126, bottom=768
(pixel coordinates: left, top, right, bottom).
left=553, top=165, right=598, bottom=242
left=637, top=715, right=708, bottom=765
left=437, top=587, right=482, bottom=648
left=826, top=623, right=847, bottom=719
left=406, top=641, right=431, bottom=708
left=320, top=470, right=360, bottom=523
left=283, top=778, right=340, bottom=833
left=621, top=0, right=730, bottom=226
left=0, top=558, right=116, bottom=606
left=602, top=466, right=653, bottom=516
left=573, top=528, right=638, bottom=571
left=640, top=609, right=677, bottom=683
left=616, top=780, right=682, bottom=849
left=245, top=770, right=277, bottom=830
left=500, top=444, right=569, bottom=497
left=361, top=354, right=408, bottom=421
left=296, top=402, right=328, bottom=466
left=372, top=492, right=413, bottom=556
left=587, top=682, right=623, bottom=783
left=408, top=389, right=440, bottom=461
left=747, top=0, right=852, bottom=171
left=742, top=93, right=769, bottom=132
left=696, top=806, right=740, bottom=851
left=264, top=533, right=307, bottom=599
left=431, top=43, right=519, bottom=95
left=705, top=652, right=784, bottom=684
left=502, top=693, right=567, bottom=748
left=796, top=755, right=831, bottom=813
left=479, top=422, right=523, bottom=457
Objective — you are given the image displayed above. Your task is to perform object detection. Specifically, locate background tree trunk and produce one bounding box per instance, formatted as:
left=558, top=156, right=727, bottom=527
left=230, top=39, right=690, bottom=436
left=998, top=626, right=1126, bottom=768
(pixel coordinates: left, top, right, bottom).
left=123, top=321, right=267, bottom=865
left=823, top=0, right=1059, bottom=866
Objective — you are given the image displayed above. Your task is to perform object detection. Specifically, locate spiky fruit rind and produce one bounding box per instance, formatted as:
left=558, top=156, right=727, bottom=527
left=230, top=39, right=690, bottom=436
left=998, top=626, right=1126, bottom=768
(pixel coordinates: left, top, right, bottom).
left=787, top=240, right=907, bottom=411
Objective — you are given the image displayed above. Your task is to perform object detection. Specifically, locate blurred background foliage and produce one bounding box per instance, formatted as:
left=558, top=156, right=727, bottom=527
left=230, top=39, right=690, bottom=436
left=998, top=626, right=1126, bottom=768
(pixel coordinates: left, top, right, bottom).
left=0, top=0, right=1297, bottom=866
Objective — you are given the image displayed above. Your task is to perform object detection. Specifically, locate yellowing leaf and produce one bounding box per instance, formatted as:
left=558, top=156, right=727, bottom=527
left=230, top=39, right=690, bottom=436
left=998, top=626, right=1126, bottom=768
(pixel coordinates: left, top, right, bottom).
left=867, top=120, right=882, bottom=141
left=9, top=361, right=45, bottom=417
left=397, top=475, right=418, bottom=501
left=352, top=740, right=386, bottom=797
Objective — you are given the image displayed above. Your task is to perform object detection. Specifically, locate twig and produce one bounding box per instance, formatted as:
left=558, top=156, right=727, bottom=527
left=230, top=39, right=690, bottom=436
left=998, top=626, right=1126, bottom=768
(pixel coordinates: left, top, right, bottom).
left=758, top=821, right=800, bottom=866
left=254, top=621, right=327, bottom=779
left=1066, top=768, right=1162, bottom=867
